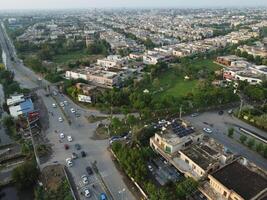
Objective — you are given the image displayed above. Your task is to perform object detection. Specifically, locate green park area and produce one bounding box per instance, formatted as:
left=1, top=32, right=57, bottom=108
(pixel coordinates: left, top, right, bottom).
left=147, top=59, right=222, bottom=99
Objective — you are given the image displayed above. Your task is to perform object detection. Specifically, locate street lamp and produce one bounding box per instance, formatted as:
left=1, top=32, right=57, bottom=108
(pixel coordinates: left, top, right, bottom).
left=118, top=188, right=126, bottom=200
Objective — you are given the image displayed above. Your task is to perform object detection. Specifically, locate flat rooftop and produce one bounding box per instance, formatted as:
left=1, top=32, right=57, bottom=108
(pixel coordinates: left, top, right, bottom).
left=180, top=144, right=218, bottom=170
left=211, top=161, right=267, bottom=199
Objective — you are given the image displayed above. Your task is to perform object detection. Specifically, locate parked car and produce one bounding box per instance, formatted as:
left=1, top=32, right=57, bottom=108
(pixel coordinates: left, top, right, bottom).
left=67, top=136, right=73, bottom=142
left=75, top=144, right=81, bottom=150
left=64, top=144, right=69, bottom=150
left=66, top=158, right=72, bottom=167
left=99, top=193, right=107, bottom=200
left=218, top=110, right=224, bottom=115
left=64, top=100, right=68, bottom=105
left=58, top=117, right=63, bottom=122
left=59, top=133, right=65, bottom=139
left=52, top=103, right=57, bottom=108
left=228, top=109, right=233, bottom=114
left=191, top=113, right=199, bottom=117
left=70, top=108, right=75, bottom=113
left=60, top=102, right=65, bottom=107
left=81, top=175, right=89, bottom=184
left=81, top=151, right=86, bottom=157
left=72, top=152, right=78, bottom=159
left=84, top=188, right=91, bottom=198
left=203, top=127, right=213, bottom=134
left=86, top=166, right=93, bottom=175
left=148, top=165, right=153, bottom=172
left=75, top=113, right=81, bottom=118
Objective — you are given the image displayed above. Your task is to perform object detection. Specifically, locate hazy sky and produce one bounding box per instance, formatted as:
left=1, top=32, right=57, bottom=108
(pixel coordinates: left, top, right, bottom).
left=0, top=0, right=266, bottom=10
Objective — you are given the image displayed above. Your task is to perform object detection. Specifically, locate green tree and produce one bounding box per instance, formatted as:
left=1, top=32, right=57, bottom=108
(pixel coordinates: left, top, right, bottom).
left=240, top=135, right=247, bottom=144
left=12, top=161, right=39, bottom=190
left=247, top=138, right=255, bottom=148
left=256, top=143, right=264, bottom=153
left=227, top=127, right=234, bottom=138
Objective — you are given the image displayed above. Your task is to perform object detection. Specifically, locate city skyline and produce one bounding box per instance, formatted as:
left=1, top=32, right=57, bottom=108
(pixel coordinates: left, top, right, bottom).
left=0, top=0, right=267, bottom=10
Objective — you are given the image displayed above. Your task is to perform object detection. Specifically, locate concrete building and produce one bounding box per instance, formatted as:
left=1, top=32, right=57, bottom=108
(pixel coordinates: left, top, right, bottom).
left=200, top=158, right=267, bottom=200
left=150, top=120, right=203, bottom=157
left=8, top=98, right=34, bottom=118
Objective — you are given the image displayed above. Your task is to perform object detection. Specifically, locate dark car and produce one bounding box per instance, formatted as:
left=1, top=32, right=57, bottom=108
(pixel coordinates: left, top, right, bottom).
left=218, top=110, right=224, bottom=115
left=81, top=151, right=86, bottom=157
left=64, top=144, right=69, bottom=150
left=75, top=144, right=81, bottom=150
left=75, top=113, right=81, bottom=118
left=86, top=166, right=93, bottom=175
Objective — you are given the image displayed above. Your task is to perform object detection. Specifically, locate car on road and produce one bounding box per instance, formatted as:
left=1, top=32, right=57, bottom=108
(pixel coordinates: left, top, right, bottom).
left=70, top=108, right=75, bottom=113
left=75, top=144, right=81, bottom=150
left=53, top=91, right=57, bottom=96
left=81, top=175, right=89, bottom=184
left=75, top=113, right=81, bottom=118
left=81, top=151, right=86, bottom=157
left=67, top=136, right=73, bottom=142
left=66, top=158, right=73, bottom=167
left=86, top=166, right=93, bottom=175
left=228, top=109, right=233, bottom=114
left=191, top=113, right=199, bottom=117
left=99, top=193, right=107, bottom=200
left=52, top=103, right=57, bottom=108
left=84, top=188, right=91, bottom=198
left=203, top=127, right=213, bottom=134
left=64, top=144, right=69, bottom=150
left=148, top=165, right=153, bottom=172
left=72, top=152, right=78, bottom=159
left=58, top=117, right=63, bottom=122
left=64, top=100, right=68, bottom=105
left=59, top=133, right=65, bottom=139
left=60, top=102, right=65, bottom=107
left=218, top=110, right=224, bottom=115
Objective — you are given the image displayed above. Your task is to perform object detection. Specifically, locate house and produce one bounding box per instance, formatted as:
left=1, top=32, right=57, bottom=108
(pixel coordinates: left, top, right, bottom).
left=150, top=120, right=203, bottom=158
left=9, top=98, right=34, bottom=118
left=216, top=56, right=245, bottom=67
left=200, top=158, right=267, bottom=200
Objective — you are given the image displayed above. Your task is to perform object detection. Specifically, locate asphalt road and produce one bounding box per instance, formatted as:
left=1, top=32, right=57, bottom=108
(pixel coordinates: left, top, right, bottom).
left=0, top=22, right=135, bottom=200
left=184, top=110, right=267, bottom=171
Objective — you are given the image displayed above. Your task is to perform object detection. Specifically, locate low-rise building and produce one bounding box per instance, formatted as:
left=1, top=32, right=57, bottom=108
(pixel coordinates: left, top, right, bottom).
left=7, top=94, right=34, bottom=118
left=200, top=158, right=267, bottom=200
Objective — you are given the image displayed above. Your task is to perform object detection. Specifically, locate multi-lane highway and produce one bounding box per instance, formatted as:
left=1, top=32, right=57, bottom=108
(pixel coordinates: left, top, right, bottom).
left=0, top=21, right=135, bottom=200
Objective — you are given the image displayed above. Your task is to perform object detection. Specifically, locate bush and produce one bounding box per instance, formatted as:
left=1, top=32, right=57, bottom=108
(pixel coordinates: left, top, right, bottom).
left=227, top=127, right=234, bottom=138
left=239, top=135, right=247, bottom=144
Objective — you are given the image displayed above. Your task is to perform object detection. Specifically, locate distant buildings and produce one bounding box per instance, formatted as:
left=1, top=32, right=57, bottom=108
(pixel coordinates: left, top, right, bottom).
left=216, top=55, right=267, bottom=85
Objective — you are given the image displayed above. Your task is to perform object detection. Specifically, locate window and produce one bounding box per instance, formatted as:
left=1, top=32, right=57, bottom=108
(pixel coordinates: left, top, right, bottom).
left=185, top=159, right=189, bottom=164
left=223, top=191, right=227, bottom=197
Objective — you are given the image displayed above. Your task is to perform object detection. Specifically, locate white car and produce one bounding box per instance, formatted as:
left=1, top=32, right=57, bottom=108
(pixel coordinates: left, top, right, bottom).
left=52, top=103, right=57, bottom=108
left=66, top=158, right=73, bottom=167
left=58, top=117, right=63, bottom=122
left=84, top=188, right=91, bottom=198
left=60, top=102, right=65, bottom=107
left=59, top=133, right=65, bottom=139
left=67, top=136, right=73, bottom=142
left=81, top=175, right=89, bottom=185
left=70, top=108, right=75, bottom=113
left=64, top=100, right=68, bottom=105
left=148, top=165, right=153, bottom=172
left=203, top=127, right=213, bottom=134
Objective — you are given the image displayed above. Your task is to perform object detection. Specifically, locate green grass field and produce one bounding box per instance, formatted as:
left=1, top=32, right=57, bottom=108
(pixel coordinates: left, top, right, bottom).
left=148, top=59, right=221, bottom=99
left=52, top=50, right=89, bottom=63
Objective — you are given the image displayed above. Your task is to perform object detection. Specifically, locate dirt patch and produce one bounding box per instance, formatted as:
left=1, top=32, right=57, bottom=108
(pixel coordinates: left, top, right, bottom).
left=41, top=164, right=65, bottom=191
left=91, top=124, right=109, bottom=140
left=87, top=115, right=107, bottom=123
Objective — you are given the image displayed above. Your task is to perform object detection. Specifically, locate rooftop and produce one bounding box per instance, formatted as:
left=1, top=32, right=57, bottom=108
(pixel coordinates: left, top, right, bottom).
left=211, top=160, right=267, bottom=199
left=180, top=144, right=218, bottom=170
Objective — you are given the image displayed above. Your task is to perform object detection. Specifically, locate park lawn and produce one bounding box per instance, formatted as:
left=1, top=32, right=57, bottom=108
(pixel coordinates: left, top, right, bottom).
left=52, top=50, right=89, bottom=63
left=148, top=59, right=220, bottom=99
left=186, top=59, right=222, bottom=71
left=148, top=69, right=198, bottom=99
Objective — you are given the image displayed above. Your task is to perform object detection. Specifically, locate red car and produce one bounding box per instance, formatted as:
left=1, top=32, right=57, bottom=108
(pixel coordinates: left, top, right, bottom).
left=64, top=144, right=69, bottom=150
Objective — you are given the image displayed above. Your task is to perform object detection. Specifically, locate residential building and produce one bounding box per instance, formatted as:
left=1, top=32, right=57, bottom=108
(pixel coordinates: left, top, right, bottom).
left=200, top=158, right=267, bottom=200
